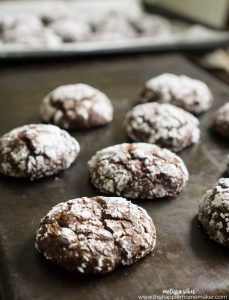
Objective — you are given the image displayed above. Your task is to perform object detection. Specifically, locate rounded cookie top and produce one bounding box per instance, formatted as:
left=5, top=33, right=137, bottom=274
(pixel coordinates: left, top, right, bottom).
left=88, top=143, right=189, bottom=199
left=199, top=178, right=229, bottom=246
left=0, top=124, right=80, bottom=180
left=125, top=102, right=200, bottom=152
left=213, top=102, right=229, bottom=138
left=0, top=15, right=61, bottom=47
left=92, top=12, right=137, bottom=42
left=132, top=14, right=172, bottom=37
left=0, top=15, right=43, bottom=33
left=40, top=10, right=72, bottom=25
left=49, top=19, right=91, bottom=43
left=35, top=196, right=156, bottom=273
left=40, top=83, right=113, bottom=130
left=140, top=73, right=213, bottom=114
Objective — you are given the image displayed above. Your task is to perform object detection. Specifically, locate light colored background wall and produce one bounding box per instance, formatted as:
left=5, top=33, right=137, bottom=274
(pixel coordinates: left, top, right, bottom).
left=152, top=0, right=229, bottom=28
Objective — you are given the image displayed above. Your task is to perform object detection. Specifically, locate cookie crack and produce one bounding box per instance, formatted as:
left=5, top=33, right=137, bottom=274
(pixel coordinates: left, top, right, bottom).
left=100, top=215, right=135, bottom=263
left=20, top=134, right=53, bottom=178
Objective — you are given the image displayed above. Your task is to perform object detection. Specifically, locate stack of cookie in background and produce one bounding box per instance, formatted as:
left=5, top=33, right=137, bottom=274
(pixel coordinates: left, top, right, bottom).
left=0, top=0, right=228, bottom=62
left=0, top=10, right=175, bottom=47
left=0, top=70, right=228, bottom=275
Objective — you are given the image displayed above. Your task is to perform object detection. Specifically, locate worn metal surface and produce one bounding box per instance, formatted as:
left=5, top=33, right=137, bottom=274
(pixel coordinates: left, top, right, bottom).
left=0, top=54, right=228, bottom=300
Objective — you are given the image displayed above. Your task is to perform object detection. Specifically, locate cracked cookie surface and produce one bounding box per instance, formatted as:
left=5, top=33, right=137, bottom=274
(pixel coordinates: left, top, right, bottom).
left=213, top=102, right=229, bottom=138
left=140, top=73, right=213, bottom=114
left=88, top=143, right=189, bottom=199
left=125, top=103, right=200, bottom=152
left=0, top=124, right=80, bottom=180
left=199, top=178, right=229, bottom=246
left=35, top=196, right=156, bottom=273
left=40, top=83, right=113, bottom=130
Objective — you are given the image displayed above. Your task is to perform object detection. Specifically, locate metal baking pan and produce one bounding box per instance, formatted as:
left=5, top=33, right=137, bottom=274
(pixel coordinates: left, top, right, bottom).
left=0, top=0, right=229, bottom=59
left=0, top=54, right=229, bottom=299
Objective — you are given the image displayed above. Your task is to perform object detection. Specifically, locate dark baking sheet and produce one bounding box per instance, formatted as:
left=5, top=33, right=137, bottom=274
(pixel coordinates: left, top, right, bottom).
left=0, top=54, right=229, bottom=300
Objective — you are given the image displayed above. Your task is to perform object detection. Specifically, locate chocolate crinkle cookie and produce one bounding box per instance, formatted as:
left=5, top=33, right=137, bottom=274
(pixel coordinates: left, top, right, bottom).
left=49, top=19, right=91, bottom=43
left=125, top=103, right=200, bottom=152
left=199, top=178, right=229, bottom=246
left=91, top=12, right=138, bottom=42
left=140, top=73, right=213, bottom=114
left=131, top=14, right=172, bottom=37
left=40, top=83, right=113, bottom=130
left=213, top=102, right=229, bottom=138
left=0, top=15, right=61, bottom=48
left=0, top=124, right=80, bottom=180
left=88, top=143, right=189, bottom=199
left=40, top=10, right=72, bottom=25
left=35, top=196, right=156, bottom=273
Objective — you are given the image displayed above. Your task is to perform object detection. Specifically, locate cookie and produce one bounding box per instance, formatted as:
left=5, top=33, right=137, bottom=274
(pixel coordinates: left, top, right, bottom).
left=0, top=124, right=80, bottom=180
left=49, top=19, right=91, bottom=43
left=40, top=83, right=113, bottom=130
left=132, top=14, right=172, bottom=37
left=199, top=178, right=229, bottom=246
left=125, top=103, right=200, bottom=152
left=35, top=196, right=156, bottom=273
left=88, top=143, right=188, bottom=199
left=140, top=73, right=213, bottom=114
left=0, top=15, right=43, bottom=33
left=3, top=28, right=61, bottom=48
left=213, top=102, right=229, bottom=138
left=92, top=12, right=137, bottom=42
left=40, top=10, right=70, bottom=25
left=0, top=15, right=61, bottom=48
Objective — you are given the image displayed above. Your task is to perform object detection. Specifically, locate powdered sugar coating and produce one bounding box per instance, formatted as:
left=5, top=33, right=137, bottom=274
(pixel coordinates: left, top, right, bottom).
left=125, top=103, right=200, bottom=152
left=199, top=178, right=229, bottom=246
left=40, top=10, right=71, bottom=25
left=0, top=15, right=43, bottom=33
left=88, top=143, right=189, bottom=199
left=213, top=102, right=229, bottom=138
left=35, top=196, right=156, bottom=273
left=140, top=73, right=213, bottom=114
left=0, top=15, right=61, bottom=48
left=91, top=12, right=137, bottom=42
left=0, top=124, right=80, bottom=180
left=40, top=83, right=113, bottom=130
left=50, top=19, right=91, bottom=43
left=132, top=14, right=172, bottom=37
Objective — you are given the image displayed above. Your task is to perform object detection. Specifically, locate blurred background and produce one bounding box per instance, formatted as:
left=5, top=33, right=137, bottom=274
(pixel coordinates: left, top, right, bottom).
left=0, top=0, right=229, bottom=82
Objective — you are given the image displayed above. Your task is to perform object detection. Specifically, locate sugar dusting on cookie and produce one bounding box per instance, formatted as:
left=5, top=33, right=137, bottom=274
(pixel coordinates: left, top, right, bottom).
left=125, top=102, right=200, bottom=151
left=40, top=83, right=113, bottom=130
left=140, top=73, right=213, bottom=114
left=88, top=143, right=189, bottom=199
left=199, top=178, right=229, bottom=246
left=35, top=196, right=156, bottom=273
left=0, top=124, right=80, bottom=180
